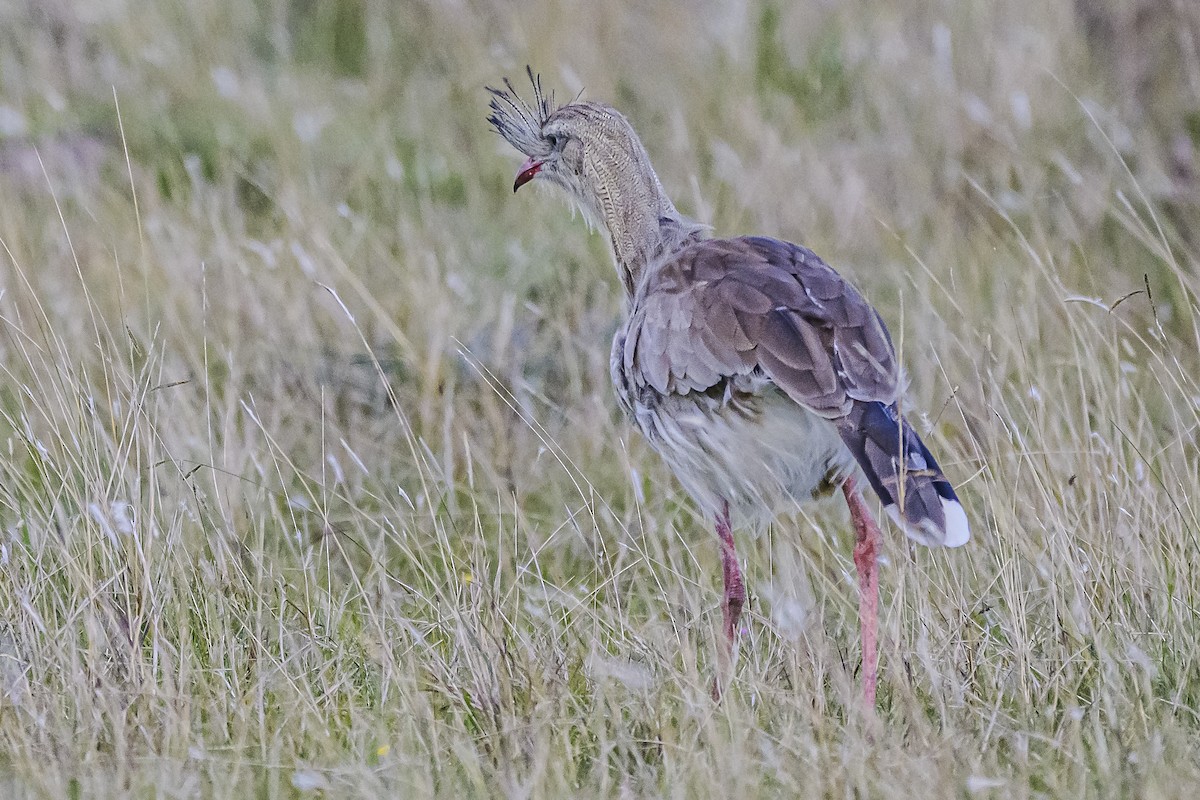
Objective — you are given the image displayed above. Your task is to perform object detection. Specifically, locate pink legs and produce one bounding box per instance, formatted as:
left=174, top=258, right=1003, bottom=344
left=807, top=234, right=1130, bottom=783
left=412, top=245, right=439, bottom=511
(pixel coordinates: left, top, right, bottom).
left=713, top=500, right=744, bottom=699
left=710, top=487, right=881, bottom=708
left=842, top=476, right=882, bottom=709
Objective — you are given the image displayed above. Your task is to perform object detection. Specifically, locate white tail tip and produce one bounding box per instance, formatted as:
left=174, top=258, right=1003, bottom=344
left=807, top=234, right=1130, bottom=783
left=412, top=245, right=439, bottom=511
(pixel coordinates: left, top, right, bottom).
left=884, top=498, right=971, bottom=548
left=940, top=498, right=970, bottom=547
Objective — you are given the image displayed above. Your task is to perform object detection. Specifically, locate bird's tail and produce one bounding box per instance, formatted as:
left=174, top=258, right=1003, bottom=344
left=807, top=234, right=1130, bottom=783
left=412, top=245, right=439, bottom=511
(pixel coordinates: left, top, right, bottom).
left=836, top=401, right=969, bottom=547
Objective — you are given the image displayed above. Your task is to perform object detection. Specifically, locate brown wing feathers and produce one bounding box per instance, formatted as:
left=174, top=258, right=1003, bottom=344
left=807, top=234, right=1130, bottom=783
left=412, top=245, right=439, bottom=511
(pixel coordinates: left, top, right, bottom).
left=628, top=236, right=896, bottom=410
left=626, top=235, right=967, bottom=546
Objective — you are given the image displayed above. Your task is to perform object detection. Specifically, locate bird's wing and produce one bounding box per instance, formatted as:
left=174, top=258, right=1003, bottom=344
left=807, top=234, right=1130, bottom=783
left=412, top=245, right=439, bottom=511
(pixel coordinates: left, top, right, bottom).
left=622, top=235, right=969, bottom=548
left=623, top=235, right=899, bottom=416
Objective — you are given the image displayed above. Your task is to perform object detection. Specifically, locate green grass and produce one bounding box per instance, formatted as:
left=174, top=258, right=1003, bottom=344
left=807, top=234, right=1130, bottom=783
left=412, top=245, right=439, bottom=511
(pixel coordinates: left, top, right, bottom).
left=1, top=0, right=1199, bottom=796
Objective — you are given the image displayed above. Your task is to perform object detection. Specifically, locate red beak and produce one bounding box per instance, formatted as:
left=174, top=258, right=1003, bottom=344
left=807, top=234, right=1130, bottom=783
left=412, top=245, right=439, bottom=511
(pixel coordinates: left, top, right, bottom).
left=513, top=157, right=542, bottom=192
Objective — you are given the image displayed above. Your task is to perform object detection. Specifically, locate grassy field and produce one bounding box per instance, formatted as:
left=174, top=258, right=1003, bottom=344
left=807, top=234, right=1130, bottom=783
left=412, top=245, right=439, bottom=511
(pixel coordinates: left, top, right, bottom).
left=1, top=0, right=1199, bottom=796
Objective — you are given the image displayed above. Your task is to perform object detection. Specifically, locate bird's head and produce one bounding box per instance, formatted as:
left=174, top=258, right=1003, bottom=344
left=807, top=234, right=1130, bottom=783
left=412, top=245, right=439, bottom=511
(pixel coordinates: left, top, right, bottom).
left=487, top=68, right=670, bottom=233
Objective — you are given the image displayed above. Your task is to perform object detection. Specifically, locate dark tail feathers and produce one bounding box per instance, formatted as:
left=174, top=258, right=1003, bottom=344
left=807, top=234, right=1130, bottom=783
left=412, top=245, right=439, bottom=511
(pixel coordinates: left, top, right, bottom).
left=836, top=401, right=969, bottom=547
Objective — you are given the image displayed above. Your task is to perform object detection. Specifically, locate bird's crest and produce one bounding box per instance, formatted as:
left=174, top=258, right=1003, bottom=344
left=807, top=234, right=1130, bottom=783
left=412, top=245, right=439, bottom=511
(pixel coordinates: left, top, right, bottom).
left=486, top=67, right=558, bottom=157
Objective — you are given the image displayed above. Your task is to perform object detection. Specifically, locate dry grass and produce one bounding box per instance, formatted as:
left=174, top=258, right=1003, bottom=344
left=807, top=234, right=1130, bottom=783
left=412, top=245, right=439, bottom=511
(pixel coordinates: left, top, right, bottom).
left=1, top=0, right=1200, bottom=797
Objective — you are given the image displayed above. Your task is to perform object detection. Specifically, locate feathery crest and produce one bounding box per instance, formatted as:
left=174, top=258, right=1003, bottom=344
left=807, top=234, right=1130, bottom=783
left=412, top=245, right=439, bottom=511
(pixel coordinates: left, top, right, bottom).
left=486, top=66, right=557, bottom=157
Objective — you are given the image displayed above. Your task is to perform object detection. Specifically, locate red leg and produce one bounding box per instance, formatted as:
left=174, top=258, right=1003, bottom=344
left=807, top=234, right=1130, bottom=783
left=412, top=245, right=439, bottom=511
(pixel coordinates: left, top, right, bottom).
left=842, top=476, right=882, bottom=710
left=717, top=500, right=745, bottom=648
left=713, top=500, right=744, bottom=699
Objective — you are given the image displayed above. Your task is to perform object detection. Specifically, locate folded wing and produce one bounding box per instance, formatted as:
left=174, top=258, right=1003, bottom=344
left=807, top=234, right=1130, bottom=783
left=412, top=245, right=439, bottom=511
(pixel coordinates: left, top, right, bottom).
left=622, top=236, right=969, bottom=547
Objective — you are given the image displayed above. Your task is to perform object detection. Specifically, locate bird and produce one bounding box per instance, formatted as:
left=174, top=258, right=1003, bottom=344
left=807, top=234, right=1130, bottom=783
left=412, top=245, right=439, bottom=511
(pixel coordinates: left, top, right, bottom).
left=487, top=68, right=969, bottom=707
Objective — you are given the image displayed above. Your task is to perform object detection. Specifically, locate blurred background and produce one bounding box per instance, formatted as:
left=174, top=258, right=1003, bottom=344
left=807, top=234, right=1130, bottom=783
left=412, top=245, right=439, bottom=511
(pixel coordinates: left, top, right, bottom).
left=2, top=0, right=1200, bottom=796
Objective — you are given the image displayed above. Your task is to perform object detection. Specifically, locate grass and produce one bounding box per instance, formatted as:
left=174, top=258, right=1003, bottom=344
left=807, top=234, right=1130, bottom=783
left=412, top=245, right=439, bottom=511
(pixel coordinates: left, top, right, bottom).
left=1, top=0, right=1199, bottom=796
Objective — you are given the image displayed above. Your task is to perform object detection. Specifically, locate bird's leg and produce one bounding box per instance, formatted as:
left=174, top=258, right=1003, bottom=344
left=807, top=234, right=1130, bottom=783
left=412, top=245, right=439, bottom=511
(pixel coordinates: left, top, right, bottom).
left=713, top=499, right=744, bottom=700
left=717, top=500, right=745, bottom=649
left=842, top=476, right=882, bottom=710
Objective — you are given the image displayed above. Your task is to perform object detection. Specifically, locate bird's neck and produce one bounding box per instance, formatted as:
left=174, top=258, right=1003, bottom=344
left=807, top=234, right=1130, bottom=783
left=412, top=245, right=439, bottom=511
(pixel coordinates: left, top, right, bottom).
left=591, top=159, right=699, bottom=299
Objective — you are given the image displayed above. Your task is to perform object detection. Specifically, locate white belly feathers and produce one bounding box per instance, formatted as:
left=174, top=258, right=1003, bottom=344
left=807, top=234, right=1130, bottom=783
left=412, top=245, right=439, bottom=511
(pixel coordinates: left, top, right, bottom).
left=612, top=325, right=856, bottom=527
